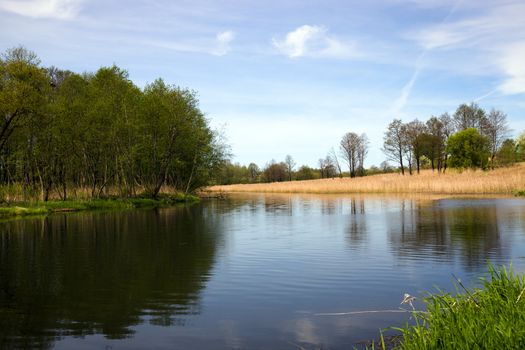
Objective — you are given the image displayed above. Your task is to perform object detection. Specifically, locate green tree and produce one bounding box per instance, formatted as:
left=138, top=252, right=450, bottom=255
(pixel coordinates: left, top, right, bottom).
left=517, top=131, right=525, bottom=161
left=495, top=139, right=518, bottom=166
left=446, top=128, right=490, bottom=169
left=0, top=47, right=50, bottom=187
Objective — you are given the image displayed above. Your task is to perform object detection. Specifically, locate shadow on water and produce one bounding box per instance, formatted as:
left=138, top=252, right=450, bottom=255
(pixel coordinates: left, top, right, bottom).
left=0, top=205, right=224, bottom=349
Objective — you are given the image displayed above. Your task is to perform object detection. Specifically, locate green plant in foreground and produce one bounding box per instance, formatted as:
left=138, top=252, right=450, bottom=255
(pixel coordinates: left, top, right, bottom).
left=394, top=265, right=525, bottom=349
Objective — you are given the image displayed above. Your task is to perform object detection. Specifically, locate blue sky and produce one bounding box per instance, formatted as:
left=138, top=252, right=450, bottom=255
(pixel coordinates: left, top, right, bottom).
left=1, top=0, right=524, bottom=168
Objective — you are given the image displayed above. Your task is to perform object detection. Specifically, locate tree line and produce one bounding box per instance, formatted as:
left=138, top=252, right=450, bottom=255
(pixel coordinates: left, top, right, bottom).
left=0, top=47, right=228, bottom=201
left=214, top=103, right=524, bottom=185
left=382, top=103, right=518, bottom=174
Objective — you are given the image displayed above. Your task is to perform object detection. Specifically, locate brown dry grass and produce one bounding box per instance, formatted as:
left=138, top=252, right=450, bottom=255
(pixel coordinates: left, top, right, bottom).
left=208, top=163, right=525, bottom=195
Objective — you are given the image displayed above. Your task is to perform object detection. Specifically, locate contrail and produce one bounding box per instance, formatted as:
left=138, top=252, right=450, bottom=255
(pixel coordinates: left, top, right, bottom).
left=390, top=0, right=463, bottom=115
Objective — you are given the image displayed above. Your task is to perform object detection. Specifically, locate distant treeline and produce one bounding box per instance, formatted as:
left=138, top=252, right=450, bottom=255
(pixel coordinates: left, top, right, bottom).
left=214, top=103, right=525, bottom=185
left=0, top=47, right=228, bottom=201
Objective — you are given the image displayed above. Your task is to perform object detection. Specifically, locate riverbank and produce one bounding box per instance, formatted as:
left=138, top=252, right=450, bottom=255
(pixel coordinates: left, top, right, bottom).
left=208, top=164, right=525, bottom=195
left=375, top=265, right=525, bottom=350
left=0, top=194, right=198, bottom=219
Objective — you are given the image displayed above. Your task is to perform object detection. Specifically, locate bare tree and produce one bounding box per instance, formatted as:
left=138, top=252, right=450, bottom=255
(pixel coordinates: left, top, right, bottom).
left=356, top=133, right=369, bottom=176
left=382, top=119, right=406, bottom=175
left=319, top=156, right=337, bottom=178
left=329, top=147, right=343, bottom=177
left=340, top=132, right=359, bottom=177
left=439, top=113, right=454, bottom=172
left=453, top=102, right=486, bottom=132
left=484, top=109, right=510, bottom=166
left=340, top=132, right=368, bottom=177
left=284, top=154, right=296, bottom=181
left=263, top=160, right=287, bottom=182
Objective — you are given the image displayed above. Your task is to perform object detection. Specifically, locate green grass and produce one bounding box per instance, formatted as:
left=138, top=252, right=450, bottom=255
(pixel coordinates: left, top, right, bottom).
left=0, top=194, right=199, bottom=218
left=515, top=190, right=525, bottom=197
left=386, top=265, right=525, bottom=349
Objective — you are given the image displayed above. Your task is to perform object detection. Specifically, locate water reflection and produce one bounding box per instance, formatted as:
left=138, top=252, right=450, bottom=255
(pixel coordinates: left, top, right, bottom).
left=0, top=205, right=223, bottom=349
left=387, top=199, right=510, bottom=269
left=1, top=195, right=525, bottom=350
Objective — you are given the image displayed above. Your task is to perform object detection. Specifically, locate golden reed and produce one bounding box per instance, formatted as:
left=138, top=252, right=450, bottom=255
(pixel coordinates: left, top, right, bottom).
left=208, top=164, right=525, bottom=195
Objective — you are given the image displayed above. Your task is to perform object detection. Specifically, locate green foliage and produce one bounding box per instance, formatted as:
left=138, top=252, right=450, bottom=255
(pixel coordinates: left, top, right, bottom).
left=295, top=165, right=319, bottom=180
left=517, top=131, right=525, bottom=161
left=0, top=47, right=228, bottom=201
left=212, top=161, right=254, bottom=185
left=446, top=128, right=490, bottom=169
left=496, top=139, right=518, bottom=166
left=396, top=265, right=525, bottom=349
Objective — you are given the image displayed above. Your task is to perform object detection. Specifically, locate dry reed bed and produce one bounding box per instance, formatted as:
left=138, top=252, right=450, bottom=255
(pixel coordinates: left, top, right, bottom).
left=208, top=164, right=525, bottom=195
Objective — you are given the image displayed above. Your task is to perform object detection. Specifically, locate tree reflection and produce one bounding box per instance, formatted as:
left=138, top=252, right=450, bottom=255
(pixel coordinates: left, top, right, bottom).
left=346, top=198, right=368, bottom=246
left=387, top=199, right=506, bottom=269
left=0, top=205, right=222, bottom=349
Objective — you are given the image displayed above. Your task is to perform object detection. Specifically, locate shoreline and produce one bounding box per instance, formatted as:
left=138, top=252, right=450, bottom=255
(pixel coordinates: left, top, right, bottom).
left=0, top=195, right=199, bottom=219
left=207, top=165, right=525, bottom=196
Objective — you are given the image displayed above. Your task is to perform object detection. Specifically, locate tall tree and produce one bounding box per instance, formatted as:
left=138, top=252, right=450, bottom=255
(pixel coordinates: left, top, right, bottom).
left=356, top=133, right=369, bottom=176
left=484, top=109, right=510, bottom=166
left=284, top=155, right=296, bottom=181
left=405, top=120, right=427, bottom=174
left=340, top=132, right=368, bottom=177
left=0, top=47, right=50, bottom=155
left=453, top=102, right=486, bottom=132
left=340, top=132, right=360, bottom=177
left=247, top=163, right=260, bottom=182
left=383, top=119, right=406, bottom=175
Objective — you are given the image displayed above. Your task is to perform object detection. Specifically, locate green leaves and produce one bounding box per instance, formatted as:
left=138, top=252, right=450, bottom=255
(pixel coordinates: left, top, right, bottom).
left=446, top=128, right=491, bottom=169
left=0, top=47, right=227, bottom=201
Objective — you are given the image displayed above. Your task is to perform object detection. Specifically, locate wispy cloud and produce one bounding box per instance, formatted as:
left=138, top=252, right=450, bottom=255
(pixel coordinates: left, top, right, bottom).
left=147, top=30, right=236, bottom=57
left=212, top=30, right=235, bottom=56
left=0, top=0, right=83, bottom=20
left=390, top=0, right=464, bottom=115
left=390, top=53, right=426, bottom=116
left=498, top=42, right=525, bottom=94
left=410, top=1, right=525, bottom=95
left=273, top=25, right=357, bottom=59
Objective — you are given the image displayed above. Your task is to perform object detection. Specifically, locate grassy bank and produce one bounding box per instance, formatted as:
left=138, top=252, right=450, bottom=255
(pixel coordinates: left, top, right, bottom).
left=0, top=194, right=198, bottom=218
left=374, top=265, right=525, bottom=349
left=209, top=164, right=525, bottom=195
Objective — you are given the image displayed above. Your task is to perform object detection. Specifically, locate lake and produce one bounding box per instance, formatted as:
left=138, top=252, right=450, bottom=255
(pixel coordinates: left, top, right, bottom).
left=1, top=194, right=525, bottom=349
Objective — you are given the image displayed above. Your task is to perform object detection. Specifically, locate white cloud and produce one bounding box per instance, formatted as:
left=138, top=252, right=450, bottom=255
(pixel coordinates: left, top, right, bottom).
left=212, top=30, right=235, bottom=56
left=0, top=0, right=83, bottom=19
left=498, top=42, right=525, bottom=94
left=273, top=25, right=357, bottom=59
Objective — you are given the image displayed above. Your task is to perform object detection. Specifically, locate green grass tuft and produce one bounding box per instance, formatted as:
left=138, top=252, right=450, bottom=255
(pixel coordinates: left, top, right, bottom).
left=393, top=264, right=525, bottom=349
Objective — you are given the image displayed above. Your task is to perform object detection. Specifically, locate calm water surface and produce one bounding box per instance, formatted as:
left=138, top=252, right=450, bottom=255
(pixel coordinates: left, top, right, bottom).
left=1, top=194, right=525, bottom=349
